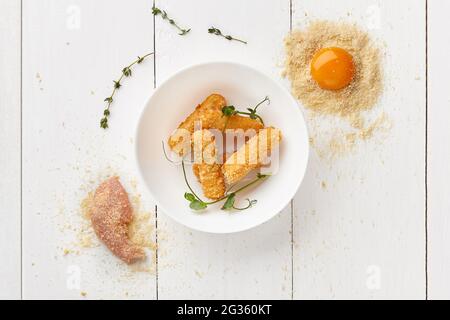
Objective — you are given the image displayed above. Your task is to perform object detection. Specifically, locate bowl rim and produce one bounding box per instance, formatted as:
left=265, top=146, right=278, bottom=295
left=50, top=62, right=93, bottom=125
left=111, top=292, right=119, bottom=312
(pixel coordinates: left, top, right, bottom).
left=134, top=60, right=310, bottom=234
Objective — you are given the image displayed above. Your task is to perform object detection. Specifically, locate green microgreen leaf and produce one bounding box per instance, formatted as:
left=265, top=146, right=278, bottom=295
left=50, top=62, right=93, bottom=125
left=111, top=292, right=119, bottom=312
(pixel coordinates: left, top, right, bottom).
left=163, top=139, right=269, bottom=212
left=221, top=193, right=236, bottom=210
left=222, top=97, right=269, bottom=129
left=190, top=200, right=207, bottom=210
left=222, top=105, right=236, bottom=116
left=184, top=192, right=196, bottom=202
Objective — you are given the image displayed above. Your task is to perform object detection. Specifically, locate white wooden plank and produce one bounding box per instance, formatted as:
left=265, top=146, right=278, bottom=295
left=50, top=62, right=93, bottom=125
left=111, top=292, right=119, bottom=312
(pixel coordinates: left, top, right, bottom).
left=22, top=0, right=156, bottom=299
left=155, top=0, right=292, bottom=299
left=428, top=0, right=450, bottom=300
left=0, top=0, right=22, bottom=300
left=292, top=0, right=426, bottom=299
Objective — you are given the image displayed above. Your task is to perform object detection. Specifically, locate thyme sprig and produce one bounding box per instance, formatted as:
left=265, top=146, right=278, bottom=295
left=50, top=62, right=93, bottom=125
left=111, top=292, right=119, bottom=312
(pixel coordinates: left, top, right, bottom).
left=222, top=96, right=270, bottom=127
left=208, top=27, right=247, bottom=44
left=100, top=52, right=154, bottom=129
left=152, top=6, right=190, bottom=35
left=182, top=160, right=267, bottom=211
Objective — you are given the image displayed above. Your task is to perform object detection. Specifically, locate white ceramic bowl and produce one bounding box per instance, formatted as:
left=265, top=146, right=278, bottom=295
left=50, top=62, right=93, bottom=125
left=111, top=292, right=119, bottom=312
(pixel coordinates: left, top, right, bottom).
left=135, top=62, right=309, bottom=233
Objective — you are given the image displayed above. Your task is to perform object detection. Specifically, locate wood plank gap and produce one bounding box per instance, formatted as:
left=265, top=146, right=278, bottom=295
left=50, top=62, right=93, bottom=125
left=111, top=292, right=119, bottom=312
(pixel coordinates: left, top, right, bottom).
left=153, top=0, right=157, bottom=90
left=155, top=205, right=159, bottom=300
left=20, top=0, right=23, bottom=300
left=153, top=0, right=159, bottom=301
left=289, top=0, right=293, bottom=301
left=425, top=0, right=429, bottom=300
left=289, top=0, right=292, bottom=31
left=290, top=199, right=294, bottom=300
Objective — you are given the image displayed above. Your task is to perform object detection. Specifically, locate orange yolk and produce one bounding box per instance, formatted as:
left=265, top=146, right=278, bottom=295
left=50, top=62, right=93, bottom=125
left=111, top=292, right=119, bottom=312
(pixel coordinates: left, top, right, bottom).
left=310, top=47, right=355, bottom=90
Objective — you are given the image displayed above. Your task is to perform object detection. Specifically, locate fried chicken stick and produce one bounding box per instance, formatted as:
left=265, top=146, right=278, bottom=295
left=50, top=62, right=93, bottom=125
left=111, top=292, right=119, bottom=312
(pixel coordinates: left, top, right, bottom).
left=222, top=127, right=282, bottom=185
left=90, top=177, right=145, bottom=264
left=216, top=114, right=264, bottom=131
left=168, top=94, right=226, bottom=155
left=192, top=130, right=226, bottom=200
left=168, top=94, right=264, bottom=155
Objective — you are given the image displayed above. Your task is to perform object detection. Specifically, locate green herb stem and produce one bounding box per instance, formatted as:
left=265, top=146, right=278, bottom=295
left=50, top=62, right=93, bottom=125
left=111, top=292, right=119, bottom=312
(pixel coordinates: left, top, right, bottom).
left=222, top=96, right=270, bottom=129
left=233, top=199, right=257, bottom=211
left=152, top=6, right=190, bottom=35
left=203, top=174, right=268, bottom=205
left=181, top=160, right=204, bottom=202
left=208, top=27, right=247, bottom=44
left=234, top=111, right=265, bottom=126
left=181, top=158, right=267, bottom=211
left=100, top=52, right=153, bottom=129
left=252, top=96, right=270, bottom=112
left=230, top=175, right=267, bottom=195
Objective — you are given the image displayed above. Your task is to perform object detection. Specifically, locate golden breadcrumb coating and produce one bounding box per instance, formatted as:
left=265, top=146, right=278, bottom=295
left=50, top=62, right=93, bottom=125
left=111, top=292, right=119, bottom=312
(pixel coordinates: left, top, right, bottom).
left=192, top=130, right=226, bottom=200
left=227, top=115, right=264, bottom=131
left=214, top=114, right=264, bottom=131
left=90, top=177, right=145, bottom=264
left=168, top=94, right=264, bottom=156
left=198, top=164, right=225, bottom=200
left=222, top=127, right=282, bottom=185
left=192, top=163, right=200, bottom=180
left=168, top=94, right=227, bottom=155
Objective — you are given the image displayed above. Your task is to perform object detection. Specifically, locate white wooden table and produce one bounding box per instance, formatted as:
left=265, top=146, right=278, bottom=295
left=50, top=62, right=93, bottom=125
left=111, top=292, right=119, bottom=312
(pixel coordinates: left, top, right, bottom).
left=0, top=0, right=449, bottom=300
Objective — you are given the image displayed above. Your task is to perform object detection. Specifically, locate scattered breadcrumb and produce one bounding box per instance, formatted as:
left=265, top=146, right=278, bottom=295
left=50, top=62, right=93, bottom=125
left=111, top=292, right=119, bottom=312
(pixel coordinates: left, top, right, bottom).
left=195, top=270, right=204, bottom=278
left=79, top=191, right=97, bottom=249
left=58, top=171, right=156, bottom=274
left=129, top=195, right=157, bottom=252
left=80, top=177, right=156, bottom=269
left=284, top=20, right=390, bottom=160
left=284, top=20, right=382, bottom=116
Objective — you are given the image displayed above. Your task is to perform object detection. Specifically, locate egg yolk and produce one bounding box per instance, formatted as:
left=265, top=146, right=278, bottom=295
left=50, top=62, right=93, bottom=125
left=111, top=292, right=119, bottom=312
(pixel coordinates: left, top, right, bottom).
left=310, top=47, right=355, bottom=90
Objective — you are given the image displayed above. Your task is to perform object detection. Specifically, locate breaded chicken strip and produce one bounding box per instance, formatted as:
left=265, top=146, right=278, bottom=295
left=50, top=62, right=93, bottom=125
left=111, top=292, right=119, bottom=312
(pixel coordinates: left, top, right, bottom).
left=90, top=177, right=145, bottom=264
left=168, top=94, right=227, bottom=155
left=192, top=163, right=200, bottom=180
left=227, top=115, right=264, bottom=131
left=192, top=130, right=226, bottom=200
left=168, top=94, right=264, bottom=156
left=214, top=114, right=264, bottom=131
left=196, top=162, right=226, bottom=200
left=222, top=127, right=282, bottom=185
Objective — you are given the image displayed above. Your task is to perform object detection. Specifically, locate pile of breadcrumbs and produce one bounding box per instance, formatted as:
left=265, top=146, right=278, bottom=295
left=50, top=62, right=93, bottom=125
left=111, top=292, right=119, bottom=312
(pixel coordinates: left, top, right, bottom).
left=284, top=20, right=389, bottom=160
